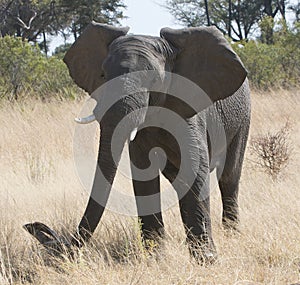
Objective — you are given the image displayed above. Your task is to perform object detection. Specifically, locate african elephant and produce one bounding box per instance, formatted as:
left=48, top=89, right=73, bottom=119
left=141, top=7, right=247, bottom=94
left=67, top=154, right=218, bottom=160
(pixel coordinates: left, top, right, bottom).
left=27, top=21, right=251, bottom=262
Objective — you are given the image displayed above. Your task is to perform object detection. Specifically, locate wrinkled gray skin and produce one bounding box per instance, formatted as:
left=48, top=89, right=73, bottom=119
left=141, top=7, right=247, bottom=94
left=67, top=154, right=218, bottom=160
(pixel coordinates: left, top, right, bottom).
left=63, top=22, right=251, bottom=261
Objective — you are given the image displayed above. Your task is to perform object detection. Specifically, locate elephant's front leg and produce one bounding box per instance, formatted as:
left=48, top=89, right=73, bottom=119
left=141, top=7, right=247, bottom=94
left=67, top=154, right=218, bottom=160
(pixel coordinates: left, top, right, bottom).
left=163, top=159, right=217, bottom=263
left=129, top=133, right=164, bottom=242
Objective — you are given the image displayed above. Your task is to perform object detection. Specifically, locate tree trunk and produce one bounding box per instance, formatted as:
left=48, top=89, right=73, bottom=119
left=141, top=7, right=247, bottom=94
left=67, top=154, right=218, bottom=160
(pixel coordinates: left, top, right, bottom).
left=228, top=0, right=232, bottom=38
left=204, top=0, right=210, bottom=26
left=264, top=0, right=273, bottom=16
left=42, top=30, right=48, bottom=57
left=236, top=0, right=243, bottom=40
left=204, top=0, right=211, bottom=26
left=278, top=0, right=286, bottom=20
left=72, top=23, right=78, bottom=41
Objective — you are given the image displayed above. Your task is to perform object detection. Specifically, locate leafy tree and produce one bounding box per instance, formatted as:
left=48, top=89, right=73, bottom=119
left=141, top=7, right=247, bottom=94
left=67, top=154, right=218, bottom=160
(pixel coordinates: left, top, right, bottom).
left=210, top=0, right=263, bottom=41
left=0, top=0, right=126, bottom=52
left=164, top=0, right=209, bottom=27
left=52, top=42, right=72, bottom=59
left=259, top=0, right=287, bottom=44
left=233, top=23, right=300, bottom=88
left=0, top=35, right=44, bottom=99
left=0, top=36, right=79, bottom=100
left=233, top=41, right=281, bottom=88
left=165, top=0, right=289, bottom=42
left=273, top=21, right=300, bottom=85
left=58, top=0, right=126, bottom=40
left=165, top=0, right=264, bottom=40
left=289, top=1, right=300, bottom=22
left=0, top=0, right=66, bottom=55
left=263, top=0, right=286, bottom=19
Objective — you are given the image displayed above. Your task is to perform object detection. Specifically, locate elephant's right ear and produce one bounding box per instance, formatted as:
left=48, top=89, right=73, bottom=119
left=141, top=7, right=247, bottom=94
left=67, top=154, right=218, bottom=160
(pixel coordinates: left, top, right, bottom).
left=63, top=21, right=129, bottom=94
left=160, top=26, right=247, bottom=117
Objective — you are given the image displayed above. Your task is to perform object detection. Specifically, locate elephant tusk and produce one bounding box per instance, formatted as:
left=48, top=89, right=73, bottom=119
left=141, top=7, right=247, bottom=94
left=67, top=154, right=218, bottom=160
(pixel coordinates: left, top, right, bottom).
left=75, top=114, right=96, bottom=124
left=130, top=128, right=138, bottom=141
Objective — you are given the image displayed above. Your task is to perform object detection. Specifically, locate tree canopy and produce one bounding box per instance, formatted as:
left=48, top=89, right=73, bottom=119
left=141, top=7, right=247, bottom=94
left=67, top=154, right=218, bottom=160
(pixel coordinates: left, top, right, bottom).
left=0, top=0, right=126, bottom=54
left=58, top=0, right=126, bottom=40
left=165, top=0, right=296, bottom=42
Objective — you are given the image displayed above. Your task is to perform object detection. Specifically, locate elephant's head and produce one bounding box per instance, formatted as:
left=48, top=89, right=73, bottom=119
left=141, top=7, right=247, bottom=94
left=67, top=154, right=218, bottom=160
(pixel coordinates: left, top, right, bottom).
left=64, top=22, right=247, bottom=122
left=25, top=22, right=247, bottom=248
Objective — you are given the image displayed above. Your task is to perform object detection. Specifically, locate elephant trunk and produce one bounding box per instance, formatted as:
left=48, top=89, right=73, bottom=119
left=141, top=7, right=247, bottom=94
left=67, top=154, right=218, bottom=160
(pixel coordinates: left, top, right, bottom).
left=72, top=91, right=149, bottom=247
left=72, top=126, right=120, bottom=245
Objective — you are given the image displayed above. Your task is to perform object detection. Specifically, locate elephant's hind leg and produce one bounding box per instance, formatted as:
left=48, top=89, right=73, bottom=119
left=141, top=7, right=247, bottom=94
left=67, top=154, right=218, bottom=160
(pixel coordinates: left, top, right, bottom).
left=217, top=124, right=250, bottom=230
left=129, top=133, right=164, bottom=242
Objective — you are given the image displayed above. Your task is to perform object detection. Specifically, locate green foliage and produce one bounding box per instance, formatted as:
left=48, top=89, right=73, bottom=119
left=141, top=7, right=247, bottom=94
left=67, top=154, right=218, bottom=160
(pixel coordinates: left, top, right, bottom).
left=210, top=0, right=263, bottom=41
left=274, top=22, right=300, bottom=86
left=53, top=43, right=72, bottom=59
left=0, top=36, right=81, bottom=101
left=58, top=0, right=126, bottom=39
left=233, top=41, right=280, bottom=89
left=259, top=16, right=275, bottom=44
left=164, top=0, right=207, bottom=27
left=0, top=0, right=61, bottom=41
left=167, top=1, right=299, bottom=88
left=233, top=24, right=300, bottom=89
left=0, top=0, right=126, bottom=52
left=165, top=0, right=290, bottom=42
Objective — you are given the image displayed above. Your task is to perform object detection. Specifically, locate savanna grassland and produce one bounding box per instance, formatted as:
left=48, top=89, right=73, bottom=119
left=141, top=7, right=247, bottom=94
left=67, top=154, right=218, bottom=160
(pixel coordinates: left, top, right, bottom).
left=0, top=89, right=299, bottom=285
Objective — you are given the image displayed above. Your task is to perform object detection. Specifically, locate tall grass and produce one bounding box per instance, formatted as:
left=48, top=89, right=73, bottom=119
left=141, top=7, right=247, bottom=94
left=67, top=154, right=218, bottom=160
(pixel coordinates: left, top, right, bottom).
left=0, top=90, right=299, bottom=284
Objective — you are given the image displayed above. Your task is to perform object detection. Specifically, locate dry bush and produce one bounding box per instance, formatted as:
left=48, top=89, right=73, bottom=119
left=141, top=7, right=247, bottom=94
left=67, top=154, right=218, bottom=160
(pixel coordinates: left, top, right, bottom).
left=250, top=121, right=292, bottom=180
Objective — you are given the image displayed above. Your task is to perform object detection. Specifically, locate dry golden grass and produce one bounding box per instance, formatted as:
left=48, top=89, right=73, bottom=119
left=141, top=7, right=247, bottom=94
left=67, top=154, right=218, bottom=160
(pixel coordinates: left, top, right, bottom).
left=0, top=89, right=299, bottom=284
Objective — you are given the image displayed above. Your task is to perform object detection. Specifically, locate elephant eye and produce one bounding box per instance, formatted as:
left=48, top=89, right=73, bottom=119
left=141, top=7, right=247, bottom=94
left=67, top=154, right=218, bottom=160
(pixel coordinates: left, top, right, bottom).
left=101, top=73, right=106, bottom=79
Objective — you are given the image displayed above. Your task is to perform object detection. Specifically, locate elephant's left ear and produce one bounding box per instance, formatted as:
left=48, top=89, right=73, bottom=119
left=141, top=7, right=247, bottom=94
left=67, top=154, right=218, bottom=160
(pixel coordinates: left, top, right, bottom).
left=64, top=21, right=129, bottom=95
left=160, top=26, right=247, bottom=104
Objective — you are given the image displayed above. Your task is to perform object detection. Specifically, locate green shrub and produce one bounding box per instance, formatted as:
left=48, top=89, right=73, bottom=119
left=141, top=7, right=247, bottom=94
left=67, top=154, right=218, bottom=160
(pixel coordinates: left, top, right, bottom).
left=274, top=23, right=300, bottom=87
left=233, top=41, right=284, bottom=89
left=0, top=36, right=82, bottom=101
left=233, top=41, right=280, bottom=89
left=53, top=43, right=73, bottom=60
left=233, top=24, right=300, bottom=89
